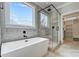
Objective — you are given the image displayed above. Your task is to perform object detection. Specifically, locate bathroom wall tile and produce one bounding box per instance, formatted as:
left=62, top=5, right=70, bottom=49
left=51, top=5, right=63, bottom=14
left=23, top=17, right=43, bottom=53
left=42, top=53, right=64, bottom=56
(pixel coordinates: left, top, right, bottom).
left=2, top=28, right=38, bottom=43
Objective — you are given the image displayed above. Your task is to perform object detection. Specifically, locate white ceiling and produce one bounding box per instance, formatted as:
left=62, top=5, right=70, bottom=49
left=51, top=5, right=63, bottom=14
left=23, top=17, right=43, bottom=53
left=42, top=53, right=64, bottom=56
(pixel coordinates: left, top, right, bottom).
left=33, top=2, right=70, bottom=14
left=33, top=2, right=71, bottom=13
left=34, top=2, right=69, bottom=9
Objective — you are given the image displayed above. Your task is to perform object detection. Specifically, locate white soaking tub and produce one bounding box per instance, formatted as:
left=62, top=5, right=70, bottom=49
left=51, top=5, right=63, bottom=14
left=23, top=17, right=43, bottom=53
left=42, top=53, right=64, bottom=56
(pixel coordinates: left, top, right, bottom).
left=1, top=37, right=49, bottom=57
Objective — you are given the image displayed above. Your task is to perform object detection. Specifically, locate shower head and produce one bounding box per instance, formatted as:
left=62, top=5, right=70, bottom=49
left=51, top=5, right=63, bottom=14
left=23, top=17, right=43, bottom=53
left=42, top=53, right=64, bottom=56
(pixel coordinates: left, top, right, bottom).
left=47, top=8, right=51, bottom=11
left=47, top=6, right=52, bottom=12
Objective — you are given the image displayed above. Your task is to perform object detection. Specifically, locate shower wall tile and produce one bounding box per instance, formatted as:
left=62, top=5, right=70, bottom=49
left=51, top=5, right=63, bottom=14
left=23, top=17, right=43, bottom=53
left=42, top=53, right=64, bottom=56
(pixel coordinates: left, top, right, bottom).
left=2, top=28, right=38, bottom=43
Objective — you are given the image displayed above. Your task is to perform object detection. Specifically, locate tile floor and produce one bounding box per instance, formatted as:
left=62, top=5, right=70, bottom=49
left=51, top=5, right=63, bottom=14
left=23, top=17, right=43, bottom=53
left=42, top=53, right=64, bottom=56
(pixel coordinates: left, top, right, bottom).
left=46, top=39, right=79, bottom=57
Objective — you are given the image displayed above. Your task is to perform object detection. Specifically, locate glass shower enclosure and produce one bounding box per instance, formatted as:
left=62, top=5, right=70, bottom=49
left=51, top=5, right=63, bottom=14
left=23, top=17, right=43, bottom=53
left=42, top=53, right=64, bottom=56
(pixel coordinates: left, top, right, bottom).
left=39, top=4, right=61, bottom=49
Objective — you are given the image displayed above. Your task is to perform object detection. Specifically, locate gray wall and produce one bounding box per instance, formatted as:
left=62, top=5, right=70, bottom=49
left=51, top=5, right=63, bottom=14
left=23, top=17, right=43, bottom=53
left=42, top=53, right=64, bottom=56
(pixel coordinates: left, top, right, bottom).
left=0, top=3, right=4, bottom=44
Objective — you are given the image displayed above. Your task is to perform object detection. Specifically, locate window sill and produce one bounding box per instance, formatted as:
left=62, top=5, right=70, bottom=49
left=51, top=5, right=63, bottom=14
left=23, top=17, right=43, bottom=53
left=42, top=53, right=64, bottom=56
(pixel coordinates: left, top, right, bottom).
left=5, top=25, right=36, bottom=30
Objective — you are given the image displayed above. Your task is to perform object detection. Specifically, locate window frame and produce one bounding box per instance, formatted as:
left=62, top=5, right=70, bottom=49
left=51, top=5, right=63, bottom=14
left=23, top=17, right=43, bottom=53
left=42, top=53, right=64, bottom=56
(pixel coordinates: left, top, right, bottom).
left=4, top=2, right=35, bottom=28
left=40, top=12, right=48, bottom=28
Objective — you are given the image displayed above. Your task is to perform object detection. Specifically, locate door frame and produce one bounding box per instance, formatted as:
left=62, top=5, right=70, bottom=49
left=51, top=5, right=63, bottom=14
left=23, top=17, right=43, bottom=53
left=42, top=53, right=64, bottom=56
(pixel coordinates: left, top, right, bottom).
left=61, top=9, right=79, bottom=44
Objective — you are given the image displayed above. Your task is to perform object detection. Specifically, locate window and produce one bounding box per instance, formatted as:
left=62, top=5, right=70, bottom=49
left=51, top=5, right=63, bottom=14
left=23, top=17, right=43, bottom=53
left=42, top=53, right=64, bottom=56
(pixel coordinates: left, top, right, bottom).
left=40, top=13, right=48, bottom=27
left=10, top=3, right=33, bottom=26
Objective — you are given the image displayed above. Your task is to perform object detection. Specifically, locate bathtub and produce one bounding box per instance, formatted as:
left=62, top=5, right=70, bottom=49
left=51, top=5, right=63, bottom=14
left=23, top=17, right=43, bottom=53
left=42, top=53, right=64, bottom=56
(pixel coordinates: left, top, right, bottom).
left=1, top=37, right=49, bottom=57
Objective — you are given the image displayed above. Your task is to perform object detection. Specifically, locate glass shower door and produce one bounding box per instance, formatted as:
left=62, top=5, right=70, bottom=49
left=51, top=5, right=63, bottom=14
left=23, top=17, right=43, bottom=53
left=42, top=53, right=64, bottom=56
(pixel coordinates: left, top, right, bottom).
left=51, top=11, right=59, bottom=48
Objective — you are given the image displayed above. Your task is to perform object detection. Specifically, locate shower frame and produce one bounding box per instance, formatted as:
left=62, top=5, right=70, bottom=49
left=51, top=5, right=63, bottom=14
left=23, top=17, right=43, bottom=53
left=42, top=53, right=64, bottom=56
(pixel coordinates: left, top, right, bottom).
left=38, top=3, right=61, bottom=48
left=38, top=4, right=61, bottom=15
